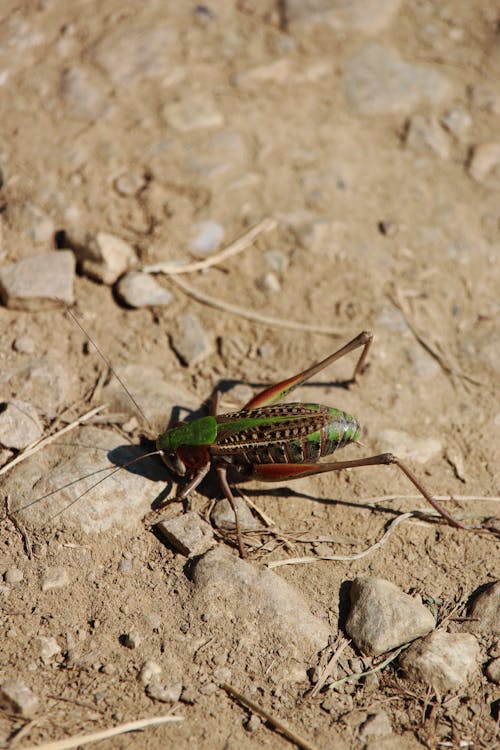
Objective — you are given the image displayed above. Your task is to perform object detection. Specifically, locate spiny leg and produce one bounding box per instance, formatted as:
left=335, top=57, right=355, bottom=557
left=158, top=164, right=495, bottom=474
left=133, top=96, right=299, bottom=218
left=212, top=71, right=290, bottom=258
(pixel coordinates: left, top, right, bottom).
left=250, top=454, right=472, bottom=530
left=145, top=463, right=211, bottom=526
left=243, top=331, right=373, bottom=410
left=216, top=465, right=246, bottom=558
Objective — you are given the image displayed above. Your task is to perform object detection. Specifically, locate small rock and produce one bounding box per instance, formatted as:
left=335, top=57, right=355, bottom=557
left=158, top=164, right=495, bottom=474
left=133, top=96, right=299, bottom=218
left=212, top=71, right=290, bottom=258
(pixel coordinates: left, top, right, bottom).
left=375, top=429, right=441, bottom=463
left=255, top=272, right=281, bottom=294
left=264, top=250, right=289, bottom=272
left=465, top=581, right=500, bottom=636
left=346, top=577, right=435, bottom=656
left=485, top=657, right=500, bottom=684
left=171, top=313, right=214, bottom=366
left=139, top=660, right=162, bottom=686
left=199, top=681, right=217, bottom=695
left=468, top=142, right=500, bottom=189
left=180, top=686, right=198, bottom=704
left=39, top=636, right=61, bottom=664
left=246, top=714, right=261, bottom=732
left=210, top=497, right=260, bottom=531
left=163, top=93, right=224, bottom=132
left=13, top=335, right=35, bottom=353
left=41, top=567, right=70, bottom=591
left=0, top=400, right=43, bottom=450
left=4, top=568, right=23, bottom=584
left=213, top=667, right=231, bottom=683
left=0, top=680, right=39, bottom=717
left=0, top=251, right=75, bottom=310
left=404, top=114, right=450, bottom=159
left=4, top=358, right=70, bottom=419
left=79, top=232, right=137, bottom=284
left=156, top=512, right=215, bottom=557
left=359, top=711, right=393, bottom=741
left=398, top=630, right=480, bottom=692
left=343, top=44, right=452, bottom=116
left=189, top=220, right=225, bottom=255
left=440, top=108, right=471, bottom=139
left=114, top=170, right=148, bottom=197
left=118, top=556, right=133, bottom=574
left=146, top=681, right=182, bottom=702
left=116, top=270, right=172, bottom=308
left=122, top=631, right=141, bottom=649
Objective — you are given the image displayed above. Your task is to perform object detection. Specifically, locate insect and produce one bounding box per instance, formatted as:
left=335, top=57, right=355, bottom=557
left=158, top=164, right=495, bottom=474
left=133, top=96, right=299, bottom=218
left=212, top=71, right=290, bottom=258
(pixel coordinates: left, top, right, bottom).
left=154, top=331, right=469, bottom=557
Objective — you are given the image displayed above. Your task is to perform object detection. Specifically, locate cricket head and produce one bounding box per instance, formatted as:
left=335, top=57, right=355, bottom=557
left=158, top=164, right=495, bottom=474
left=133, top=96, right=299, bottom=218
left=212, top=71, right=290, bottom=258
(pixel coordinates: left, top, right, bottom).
left=156, top=416, right=217, bottom=477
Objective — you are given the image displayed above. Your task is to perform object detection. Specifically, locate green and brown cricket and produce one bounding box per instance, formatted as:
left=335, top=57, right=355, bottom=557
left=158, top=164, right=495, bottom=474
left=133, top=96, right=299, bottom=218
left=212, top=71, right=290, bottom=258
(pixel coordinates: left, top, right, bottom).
left=16, top=328, right=472, bottom=557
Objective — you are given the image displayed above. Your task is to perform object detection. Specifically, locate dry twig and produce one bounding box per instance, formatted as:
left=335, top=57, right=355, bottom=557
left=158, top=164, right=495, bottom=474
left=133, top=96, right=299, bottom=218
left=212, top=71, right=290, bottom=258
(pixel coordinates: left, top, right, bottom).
left=328, top=643, right=411, bottom=690
left=309, top=637, right=351, bottom=698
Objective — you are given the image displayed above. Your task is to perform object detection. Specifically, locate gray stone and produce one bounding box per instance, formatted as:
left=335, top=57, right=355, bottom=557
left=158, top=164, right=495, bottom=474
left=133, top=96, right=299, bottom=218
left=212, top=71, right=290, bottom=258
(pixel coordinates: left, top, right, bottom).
left=0, top=251, right=75, bottom=310
left=255, top=272, right=281, bottom=294
left=146, top=681, right=182, bottom=702
left=264, top=250, right=289, bottom=273
left=59, top=66, right=109, bottom=120
left=6, top=426, right=160, bottom=534
left=162, top=93, right=224, bottom=132
left=122, top=631, right=141, bottom=649
left=211, top=497, right=260, bottom=531
left=485, top=657, right=500, bottom=684
left=346, top=577, right=435, bottom=656
left=468, top=142, right=500, bottom=189
left=171, top=313, right=214, bottom=366
left=4, top=568, right=23, bottom=584
left=0, top=680, right=39, bottom=718
left=192, top=548, right=330, bottom=659
left=114, top=171, right=148, bottom=197
left=405, top=114, right=450, bottom=159
left=375, top=429, right=442, bottom=463
left=91, top=24, right=176, bottom=83
left=41, top=567, right=70, bottom=591
left=116, top=270, right=173, bottom=308
left=39, top=636, right=61, bottom=664
left=465, top=581, right=500, bottom=636
left=78, top=232, right=137, bottom=285
left=0, top=400, right=43, bottom=450
left=13, top=336, right=35, bottom=354
left=287, top=0, right=402, bottom=35
left=139, top=660, right=162, bottom=686
left=398, top=631, right=480, bottom=692
left=359, top=711, right=393, bottom=741
left=343, top=44, right=452, bottom=116
left=189, top=220, right=224, bottom=255
left=156, top=512, right=215, bottom=557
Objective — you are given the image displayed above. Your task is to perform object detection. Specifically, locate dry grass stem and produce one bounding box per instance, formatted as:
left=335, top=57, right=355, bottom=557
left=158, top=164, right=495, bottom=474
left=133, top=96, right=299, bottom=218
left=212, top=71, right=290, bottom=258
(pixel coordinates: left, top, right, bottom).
left=17, top=714, right=184, bottom=750
left=142, top=217, right=277, bottom=274
left=310, top=637, right=351, bottom=698
left=169, top=274, right=346, bottom=336
left=0, top=405, right=106, bottom=477
left=328, top=643, right=411, bottom=690
left=221, top=682, right=320, bottom=750
left=359, top=493, right=500, bottom=505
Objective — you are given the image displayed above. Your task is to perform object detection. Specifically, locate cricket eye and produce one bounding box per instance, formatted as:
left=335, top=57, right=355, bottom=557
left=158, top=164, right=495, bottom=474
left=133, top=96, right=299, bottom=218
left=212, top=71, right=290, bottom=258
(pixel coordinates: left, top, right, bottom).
left=160, top=451, right=187, bottom=477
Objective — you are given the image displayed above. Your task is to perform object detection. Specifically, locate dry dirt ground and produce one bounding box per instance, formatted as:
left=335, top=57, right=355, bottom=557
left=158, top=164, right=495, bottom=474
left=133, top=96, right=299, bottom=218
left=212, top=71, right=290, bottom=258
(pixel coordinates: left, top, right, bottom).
left=1, top=1, right=499, bottom=749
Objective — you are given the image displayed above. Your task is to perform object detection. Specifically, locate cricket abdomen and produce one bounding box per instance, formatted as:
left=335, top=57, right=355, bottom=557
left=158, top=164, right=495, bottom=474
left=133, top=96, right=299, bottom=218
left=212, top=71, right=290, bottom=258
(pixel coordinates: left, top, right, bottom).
left=211, top=403, right=360, bottom=466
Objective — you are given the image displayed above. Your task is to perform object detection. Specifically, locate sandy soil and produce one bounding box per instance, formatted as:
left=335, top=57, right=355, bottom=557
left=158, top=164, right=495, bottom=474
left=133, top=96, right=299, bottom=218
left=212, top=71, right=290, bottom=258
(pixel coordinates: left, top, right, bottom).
left=1, top=1, right=499, bottom=748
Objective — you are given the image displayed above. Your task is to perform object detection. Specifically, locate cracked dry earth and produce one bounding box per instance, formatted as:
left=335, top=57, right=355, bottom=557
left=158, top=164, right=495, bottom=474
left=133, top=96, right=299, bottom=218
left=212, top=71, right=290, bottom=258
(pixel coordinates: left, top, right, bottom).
left=1, top=2, right=499, bottom=749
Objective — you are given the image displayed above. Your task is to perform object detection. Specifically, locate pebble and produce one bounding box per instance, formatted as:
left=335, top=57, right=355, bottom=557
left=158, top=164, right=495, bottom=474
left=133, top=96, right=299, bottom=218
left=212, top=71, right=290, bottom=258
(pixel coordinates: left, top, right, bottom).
left=41, top=567, right=70, bottom=591
left=468, top=142, right=500, bottom=189
left=146, top=681, right=182, bottom=702
left=255, top=272, right=281, bottom=294
left=210, top=496, right=260, bottom=531
left=4, top=358, right=70, bottom=420
left=114, top=170, right=148, bottom=197
left=245, top=714, right=261, bottom=732
left=0, top=680, right=39, bottom=717
left=59, top=66, right=109, bottom=120
left=485, top=657, right=500, bottom=684
left=116, top=270, right=173, bottom=308
left=162, top=93, right=224, bottom=132
left=287, top=0, right=402, bottom=34
left=345, top=577, right=435, bottom=656
left=0, top=251, right=75, bottom=310
left=213, top=667, right=231, bottom=684
left=118, top=556, right=133, bottom=574
left=192, top=548, right=330, bottom=659
left=6, top=427, right=158, bottom=533
left=264, top=250, right=289, bottom=272
left=440, top=107, right=472, bottom=139
left=464, top=580, right=500, bottom=636
left=78, top=232, right=137, bottom=285
left=13, top=335, right=35, bottom=354
left=4, top=567, right=23, bottom=584
left=398, top=630, right=480, bottom=692
left=0, top=400, right=43, bottom=450
left=375, top=429, right=442, bottom=464
left=156, top=512, right=215, bottom=557
left=358, top=711, right=393, bottom=741
left=189, top=220, right=225, bottom=255
left=171, top=313, right=214, bottom=366
left=139, top=659, right=162, bottom=686
left=39, top=636, right=61, bottom=664
left=91, top=24, right=176, bottom=84
left=122, top=631, right=141, bottom=649
left=404, top=114, right=450, bottom=159
left=343, top=44, right=452, bottom=116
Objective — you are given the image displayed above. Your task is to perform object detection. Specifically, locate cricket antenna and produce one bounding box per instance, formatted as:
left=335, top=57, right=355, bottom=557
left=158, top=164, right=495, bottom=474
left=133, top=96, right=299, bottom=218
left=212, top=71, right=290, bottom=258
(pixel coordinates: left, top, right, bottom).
left=65, top=306, right=153, bottom=432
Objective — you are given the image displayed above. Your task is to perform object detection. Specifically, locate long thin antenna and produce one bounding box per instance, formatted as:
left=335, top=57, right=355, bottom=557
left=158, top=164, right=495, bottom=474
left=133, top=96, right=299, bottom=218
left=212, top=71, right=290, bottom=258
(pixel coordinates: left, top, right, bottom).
left=65, top=307, right=153, bottom=430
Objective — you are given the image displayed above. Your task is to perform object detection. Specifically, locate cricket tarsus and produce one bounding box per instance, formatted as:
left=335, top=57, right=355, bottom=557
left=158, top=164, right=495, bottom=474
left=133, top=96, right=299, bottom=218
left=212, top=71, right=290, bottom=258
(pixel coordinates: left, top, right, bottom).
left=155, top=330, right=471, bottom=557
